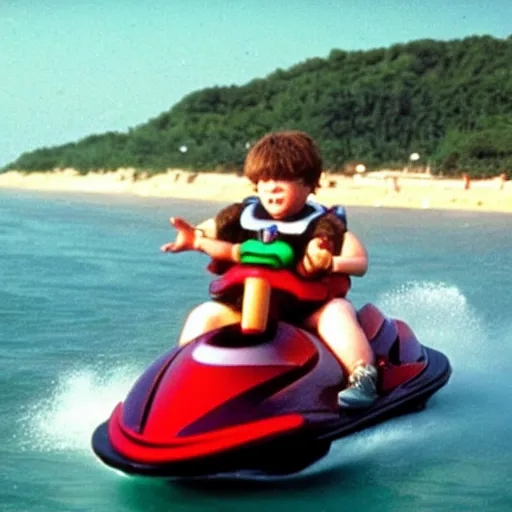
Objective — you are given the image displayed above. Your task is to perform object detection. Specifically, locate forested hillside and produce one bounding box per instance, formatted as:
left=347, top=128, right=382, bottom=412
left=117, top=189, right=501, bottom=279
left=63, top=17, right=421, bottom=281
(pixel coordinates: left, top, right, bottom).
left=6, top=35, right=512, bottom=178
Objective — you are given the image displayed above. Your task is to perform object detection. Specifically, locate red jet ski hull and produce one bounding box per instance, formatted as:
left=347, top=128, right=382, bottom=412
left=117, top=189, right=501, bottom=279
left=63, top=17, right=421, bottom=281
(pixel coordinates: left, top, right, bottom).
left=92, top=304, right=451, bottom=477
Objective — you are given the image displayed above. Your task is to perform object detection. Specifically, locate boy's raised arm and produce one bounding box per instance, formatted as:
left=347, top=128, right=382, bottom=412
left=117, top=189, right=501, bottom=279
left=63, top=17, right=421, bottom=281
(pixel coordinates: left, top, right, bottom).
left=161, top=217, right=240, bottom=262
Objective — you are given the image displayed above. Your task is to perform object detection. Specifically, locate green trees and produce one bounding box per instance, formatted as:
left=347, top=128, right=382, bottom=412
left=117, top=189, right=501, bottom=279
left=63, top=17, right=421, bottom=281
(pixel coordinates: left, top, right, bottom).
left=5, top=35, right=512, bottom=178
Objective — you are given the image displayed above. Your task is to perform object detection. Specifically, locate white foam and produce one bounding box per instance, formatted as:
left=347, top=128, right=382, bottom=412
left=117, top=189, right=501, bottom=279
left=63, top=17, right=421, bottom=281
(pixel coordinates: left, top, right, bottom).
left=374, top=281, right=489, bottom=371
left=19, top=365, right=141, bottom=453
left=305, top=413, right=442, bottom=476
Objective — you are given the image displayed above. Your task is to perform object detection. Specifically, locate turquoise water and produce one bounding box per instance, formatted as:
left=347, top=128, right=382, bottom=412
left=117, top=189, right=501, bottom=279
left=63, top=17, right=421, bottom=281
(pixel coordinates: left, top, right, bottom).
left=1, top=190, right=511, bottom=511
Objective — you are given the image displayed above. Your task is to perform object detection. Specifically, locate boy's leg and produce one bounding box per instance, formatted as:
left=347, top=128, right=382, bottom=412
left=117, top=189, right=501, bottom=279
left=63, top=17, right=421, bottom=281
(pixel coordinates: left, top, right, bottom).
left=304, top=298, right=377, bottom=408
left=304, top=298, right=373, bottom=369
left=178, top=301, right=241, bottom=346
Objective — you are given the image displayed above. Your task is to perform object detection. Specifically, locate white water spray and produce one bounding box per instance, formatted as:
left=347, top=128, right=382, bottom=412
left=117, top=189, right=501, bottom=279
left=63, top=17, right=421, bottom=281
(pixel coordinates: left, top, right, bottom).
left=20, top=365, right=141, bottom=453
left=375, top=280, right=489, bottom=371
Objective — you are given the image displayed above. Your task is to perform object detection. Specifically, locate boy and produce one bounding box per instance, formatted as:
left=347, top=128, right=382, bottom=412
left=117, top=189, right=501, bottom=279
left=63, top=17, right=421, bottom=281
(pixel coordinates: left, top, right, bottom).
left=161, top=131, right=377, bottom=409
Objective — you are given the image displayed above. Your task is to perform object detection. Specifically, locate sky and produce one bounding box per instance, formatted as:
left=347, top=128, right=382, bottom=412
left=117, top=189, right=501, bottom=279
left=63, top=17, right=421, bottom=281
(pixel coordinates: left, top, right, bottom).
left=2, top=0, right=511, bottom=167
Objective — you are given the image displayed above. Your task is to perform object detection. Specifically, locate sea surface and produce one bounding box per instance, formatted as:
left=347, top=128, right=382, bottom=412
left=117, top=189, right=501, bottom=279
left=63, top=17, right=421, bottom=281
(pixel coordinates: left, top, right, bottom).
left=1, top=190, right=511, bottom=512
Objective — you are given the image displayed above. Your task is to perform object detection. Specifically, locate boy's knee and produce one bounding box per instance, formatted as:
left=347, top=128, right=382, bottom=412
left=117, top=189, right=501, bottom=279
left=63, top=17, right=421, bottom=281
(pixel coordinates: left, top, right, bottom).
left=325, top=298, right=356, bottom=318
left=182, top=301, right=239, bottom=337
left=179, top=301, right=228, bottom=346
left=187, top=301, right=223, bottom=322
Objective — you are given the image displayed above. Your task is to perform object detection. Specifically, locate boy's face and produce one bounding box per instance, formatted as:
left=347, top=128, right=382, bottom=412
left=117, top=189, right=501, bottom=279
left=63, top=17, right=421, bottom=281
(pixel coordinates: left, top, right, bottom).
left=256, top=179, right=312, bottom=220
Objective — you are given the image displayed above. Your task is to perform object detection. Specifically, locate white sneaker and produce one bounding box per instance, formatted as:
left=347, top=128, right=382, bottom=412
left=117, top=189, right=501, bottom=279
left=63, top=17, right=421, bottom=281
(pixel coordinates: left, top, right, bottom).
left=337, top=364, right=378, bottom=409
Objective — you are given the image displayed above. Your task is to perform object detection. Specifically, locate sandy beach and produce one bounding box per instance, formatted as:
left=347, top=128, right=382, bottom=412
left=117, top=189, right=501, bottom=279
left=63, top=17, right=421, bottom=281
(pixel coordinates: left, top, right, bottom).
left=0, top=168, right=510, bottom=214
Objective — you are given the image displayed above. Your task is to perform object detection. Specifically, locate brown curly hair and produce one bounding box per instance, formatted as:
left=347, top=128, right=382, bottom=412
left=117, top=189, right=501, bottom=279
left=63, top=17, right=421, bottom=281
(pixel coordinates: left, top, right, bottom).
left=244, top=131, right=323, bottom=191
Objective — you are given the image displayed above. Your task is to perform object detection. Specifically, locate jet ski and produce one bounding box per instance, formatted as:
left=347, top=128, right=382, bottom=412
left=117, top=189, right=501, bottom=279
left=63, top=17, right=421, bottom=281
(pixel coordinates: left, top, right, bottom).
left=91, top=239, right=451, bottom=478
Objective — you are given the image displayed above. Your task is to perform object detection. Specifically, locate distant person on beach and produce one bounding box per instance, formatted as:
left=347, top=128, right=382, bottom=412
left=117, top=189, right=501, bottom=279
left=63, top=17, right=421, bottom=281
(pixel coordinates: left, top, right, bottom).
left=161, top=131, right=377, bottom=409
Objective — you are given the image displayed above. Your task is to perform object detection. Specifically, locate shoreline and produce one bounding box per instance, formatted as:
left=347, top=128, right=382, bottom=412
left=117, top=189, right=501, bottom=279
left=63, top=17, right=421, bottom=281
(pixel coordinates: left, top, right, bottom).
left=1, top=168, right=511, bottom=214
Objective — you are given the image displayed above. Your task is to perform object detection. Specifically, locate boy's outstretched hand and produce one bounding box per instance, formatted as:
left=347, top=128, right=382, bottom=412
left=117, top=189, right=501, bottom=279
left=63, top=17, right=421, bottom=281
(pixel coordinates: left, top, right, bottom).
left=160, top=217, right=198, bottom=253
